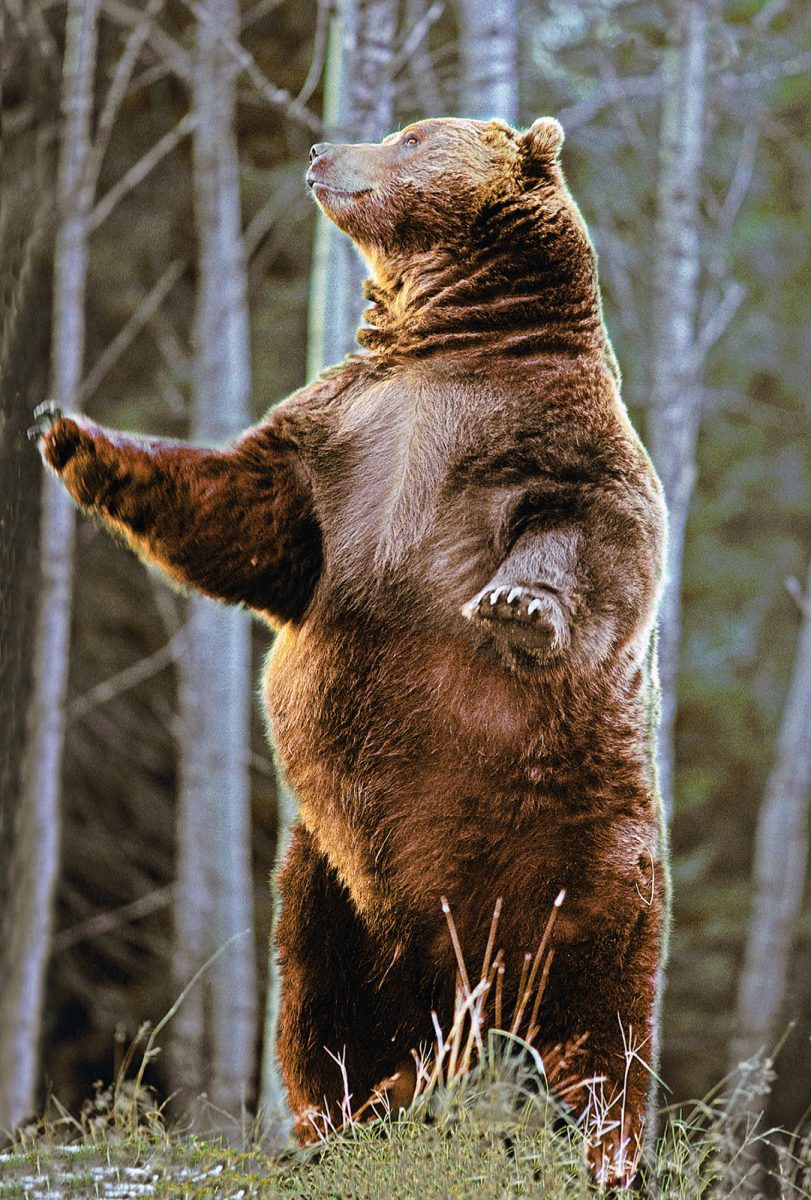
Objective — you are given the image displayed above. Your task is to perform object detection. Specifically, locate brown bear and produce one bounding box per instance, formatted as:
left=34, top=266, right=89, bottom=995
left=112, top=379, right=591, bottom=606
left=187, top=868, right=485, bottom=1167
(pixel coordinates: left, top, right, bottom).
left=32, top=116, right=668, bottom=1189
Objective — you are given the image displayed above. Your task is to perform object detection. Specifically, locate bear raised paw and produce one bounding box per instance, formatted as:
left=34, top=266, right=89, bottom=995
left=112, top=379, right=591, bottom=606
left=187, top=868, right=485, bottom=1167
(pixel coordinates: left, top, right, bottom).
left=462, top=582, right=571, bottom=661
left=36, top=116, right=668, bottom=1189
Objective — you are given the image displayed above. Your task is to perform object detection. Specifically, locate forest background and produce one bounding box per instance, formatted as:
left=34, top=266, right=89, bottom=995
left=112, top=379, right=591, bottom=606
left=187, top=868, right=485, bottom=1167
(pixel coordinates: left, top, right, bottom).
left=0, top=0, right=810, bottom=1147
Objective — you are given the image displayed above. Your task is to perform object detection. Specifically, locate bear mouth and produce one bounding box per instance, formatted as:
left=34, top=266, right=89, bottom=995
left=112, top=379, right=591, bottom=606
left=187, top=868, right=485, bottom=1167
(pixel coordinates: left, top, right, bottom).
left=307, top=178, right=373, bottom=200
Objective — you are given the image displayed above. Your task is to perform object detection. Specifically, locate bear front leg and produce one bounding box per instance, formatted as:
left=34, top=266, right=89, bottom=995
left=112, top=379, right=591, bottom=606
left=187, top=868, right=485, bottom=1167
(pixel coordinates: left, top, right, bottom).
left=29, top=403, right=321, bottom=623
left=462, top=526, right=578, bottom=663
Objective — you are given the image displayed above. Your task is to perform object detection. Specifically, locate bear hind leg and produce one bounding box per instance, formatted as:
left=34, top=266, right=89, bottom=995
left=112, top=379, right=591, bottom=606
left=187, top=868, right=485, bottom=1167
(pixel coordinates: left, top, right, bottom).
left=275, top=826, right=422, bottom=1142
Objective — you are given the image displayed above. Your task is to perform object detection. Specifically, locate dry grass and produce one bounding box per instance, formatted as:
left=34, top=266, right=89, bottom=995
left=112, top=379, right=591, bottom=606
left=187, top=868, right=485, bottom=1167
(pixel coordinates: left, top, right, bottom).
left=300, top=892, right=652, bottom=1187
left=4, top=1060, right=811, bottom=1199
left=5, top=910, right=810, bottom=1197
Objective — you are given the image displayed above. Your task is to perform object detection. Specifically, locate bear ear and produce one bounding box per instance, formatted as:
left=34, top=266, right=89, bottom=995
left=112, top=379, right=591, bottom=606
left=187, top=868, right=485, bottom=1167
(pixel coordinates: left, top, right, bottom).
left=520, top=117, right=564, bottom=166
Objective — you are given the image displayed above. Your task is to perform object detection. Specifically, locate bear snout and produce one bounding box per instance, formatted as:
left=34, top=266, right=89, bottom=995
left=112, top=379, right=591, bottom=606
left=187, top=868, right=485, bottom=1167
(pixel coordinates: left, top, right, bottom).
left=306, top=143, right=380, bottom=199
left=309, top=142, right=333, bottom=162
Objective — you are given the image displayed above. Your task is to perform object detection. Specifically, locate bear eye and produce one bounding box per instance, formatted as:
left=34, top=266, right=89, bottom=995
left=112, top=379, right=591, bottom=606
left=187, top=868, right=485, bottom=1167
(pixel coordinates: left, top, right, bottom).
left=403, top=133, right=421, bottom=147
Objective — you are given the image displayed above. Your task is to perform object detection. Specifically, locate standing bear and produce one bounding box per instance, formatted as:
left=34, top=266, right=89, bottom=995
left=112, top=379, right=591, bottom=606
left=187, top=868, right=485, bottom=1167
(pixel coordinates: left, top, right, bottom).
left=32, top=116, right=668, bottom=1189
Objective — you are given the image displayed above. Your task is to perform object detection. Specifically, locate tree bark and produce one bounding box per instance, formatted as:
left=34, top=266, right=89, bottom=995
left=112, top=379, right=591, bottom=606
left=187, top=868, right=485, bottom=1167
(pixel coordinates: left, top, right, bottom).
left=168, top=0, right=257, bottom=1125
left=0, top=0, right=99, bottom=1134
left=457, top=0, right=519, bottom=124
left=646, top=0, right=711, bottom=821
left=258, top=778, right=298, bottom=1144
left=730, top=566, right=811, bottom=1069
left=306, top=0, right=399, bottom=376
left=0, top=189, right=53, bottom=1146
left=259, top=0, right=398, bottom=1140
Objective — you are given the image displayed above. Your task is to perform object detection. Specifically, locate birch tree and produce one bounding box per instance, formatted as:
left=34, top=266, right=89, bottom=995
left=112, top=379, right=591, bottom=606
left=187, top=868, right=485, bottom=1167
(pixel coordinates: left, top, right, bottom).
left=0, top=212, right=48, bottom=960
left=168, top=0, right=257, bottom=1125
left=647, top=0, right=712, bottom=820
left=0, top=156, right=52, bottom=1147
left=0, top=16, right=55, bottom=958
left=458, top=0, right=519, bottom=123
left=306, top=0, right=399, bottom=375
left=0, top=0, right=99, bottom=1133
left=259, top=0, right=399, bottom=1139
left=730, top=566, right=811, bottom=1070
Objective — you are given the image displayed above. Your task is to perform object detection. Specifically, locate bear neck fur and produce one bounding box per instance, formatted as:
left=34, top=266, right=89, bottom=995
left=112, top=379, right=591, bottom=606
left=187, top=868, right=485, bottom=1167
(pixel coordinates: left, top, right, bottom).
left=356, top=178, right=613, bottom=368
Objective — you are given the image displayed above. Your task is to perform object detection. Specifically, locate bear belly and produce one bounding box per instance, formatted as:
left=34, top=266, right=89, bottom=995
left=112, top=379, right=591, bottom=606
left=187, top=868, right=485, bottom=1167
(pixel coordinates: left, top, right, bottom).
left=264, top=616, right=655, bottom=937
left=265, top=615, right=541, bottom=904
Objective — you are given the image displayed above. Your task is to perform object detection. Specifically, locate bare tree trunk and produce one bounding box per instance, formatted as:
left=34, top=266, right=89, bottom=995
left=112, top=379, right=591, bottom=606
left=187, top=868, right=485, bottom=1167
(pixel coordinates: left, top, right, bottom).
left=730, top=566, right=811, bottom=1069
left=169, top=0, right=257, bottom=1126
left=0, top=194, right=53, bottom=1145
left=306, top=0, right=399, bottom=375
left=258, top=0, right=398, bottom=1140
left=457, top=0, right=519, bottom=124
left=257, top=778, right=298, bottom=1144
left=0, top=0, right=99, bottom=1134
left=646, top=0, right=711, bottom=821
left=0, top=212, right=50, bottom=930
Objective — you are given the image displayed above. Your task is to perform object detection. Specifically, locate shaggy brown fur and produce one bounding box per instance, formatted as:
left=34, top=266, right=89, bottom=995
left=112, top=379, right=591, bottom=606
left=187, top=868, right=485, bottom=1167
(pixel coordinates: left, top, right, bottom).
left=33, top=116, right=668, bottom=1189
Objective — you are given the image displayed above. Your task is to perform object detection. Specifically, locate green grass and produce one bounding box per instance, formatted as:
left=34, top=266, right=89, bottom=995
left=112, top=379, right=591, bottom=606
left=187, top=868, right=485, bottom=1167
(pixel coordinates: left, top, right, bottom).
left=4, top=1058, right=810, bottom=1199
left=6, top=951, right=808, bottom=1197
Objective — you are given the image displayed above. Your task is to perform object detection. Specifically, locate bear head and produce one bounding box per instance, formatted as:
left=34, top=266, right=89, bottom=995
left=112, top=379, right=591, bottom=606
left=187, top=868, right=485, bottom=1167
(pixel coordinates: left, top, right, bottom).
left=306, top=116, right=604, bottom=360
left=307, top=116, right=566, bottom=262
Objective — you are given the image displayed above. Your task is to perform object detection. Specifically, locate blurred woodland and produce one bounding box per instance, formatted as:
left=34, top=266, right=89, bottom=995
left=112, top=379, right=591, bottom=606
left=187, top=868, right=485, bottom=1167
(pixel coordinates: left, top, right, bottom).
left=1, top=0, right=810, bottom=1148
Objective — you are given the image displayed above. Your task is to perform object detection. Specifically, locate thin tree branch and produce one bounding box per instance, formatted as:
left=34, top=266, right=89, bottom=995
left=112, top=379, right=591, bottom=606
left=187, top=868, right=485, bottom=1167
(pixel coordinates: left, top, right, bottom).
left=88, top=112, right=197, bottom=232
left=295, top=0, right=332, bottom=106
left=698, top=123, right=759, bottom=335
left=557, top=51, right=811, bottom=134
left=392, top=0, right=443, bottom=76
left=148, top=313, right=193, bottom=390
left=400, top=0, right=444, bottom=114
left=177, top=0, right=323, bottom=132
left=101, top=0, right=192, bottom=80
left=763, top=116, right=811, bottom=176
left=244, top=177, right=301, bottom=259
left=86, top=0, right=167, bottom=195
left=80, top=259, right=185, bottom=403
left=4, top=103, right=38, bottom=137
left=240, top=0, right=287, bottom=28
left=52, top=886, right=175, bottom=952
left=251, top=752, right=277, bottom=778
left=67, top=624, right=189, bottom=723
left=786, top=576, right=810, bottom=619
left=718, top=121, right=760, bottom=234
left=753, top=0, right=792, bottom=28
left=694, top=281, right=746, bottom=361
left=128, top=60, right=175, bottom=96
left=590, top=223, right=645, bottom=365
left=557, top=70, right=663, bottom=129
left=595, top=53, right=646, bottom=152
left=719, top=52, right=811, bottom=92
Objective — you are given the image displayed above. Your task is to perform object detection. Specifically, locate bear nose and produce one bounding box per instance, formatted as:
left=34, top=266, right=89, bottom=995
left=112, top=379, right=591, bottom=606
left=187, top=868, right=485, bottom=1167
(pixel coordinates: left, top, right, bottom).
left=310, top=142, right=333, bottom=162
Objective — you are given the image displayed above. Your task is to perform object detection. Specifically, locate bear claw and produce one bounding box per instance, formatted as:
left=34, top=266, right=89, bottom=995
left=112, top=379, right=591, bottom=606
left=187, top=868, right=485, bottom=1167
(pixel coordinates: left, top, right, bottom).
left=463, top=582, right=570, bottom=658
left=29, top=404, right=88, bottom=472
left=28, top=402, right=64, bottom=442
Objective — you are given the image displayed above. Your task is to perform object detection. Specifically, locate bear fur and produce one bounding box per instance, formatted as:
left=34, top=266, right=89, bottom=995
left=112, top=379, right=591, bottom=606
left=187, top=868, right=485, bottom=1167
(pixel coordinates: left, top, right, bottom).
left=34, top=116, right=668, bottom=1188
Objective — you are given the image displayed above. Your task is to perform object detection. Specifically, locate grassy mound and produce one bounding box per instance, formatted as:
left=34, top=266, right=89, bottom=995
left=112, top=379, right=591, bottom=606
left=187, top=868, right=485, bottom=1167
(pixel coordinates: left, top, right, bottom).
left=4, top=1053, right=809, bottom=1198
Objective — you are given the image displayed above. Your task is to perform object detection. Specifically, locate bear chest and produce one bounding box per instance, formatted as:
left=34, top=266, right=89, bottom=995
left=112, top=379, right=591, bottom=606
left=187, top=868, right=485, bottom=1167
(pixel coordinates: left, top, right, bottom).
left=303, top=373, right=519, bottom=599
